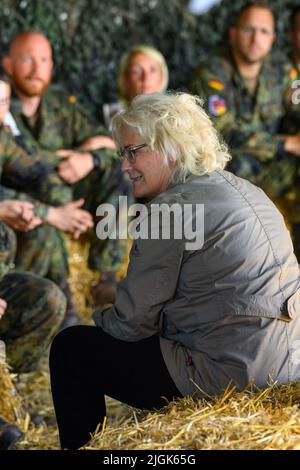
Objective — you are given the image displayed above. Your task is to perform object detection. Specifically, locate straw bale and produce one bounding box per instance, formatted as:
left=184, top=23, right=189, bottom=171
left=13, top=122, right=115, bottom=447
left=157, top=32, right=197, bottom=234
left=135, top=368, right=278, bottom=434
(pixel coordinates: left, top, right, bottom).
left=0, top=362, right=22, bottom=422
left=64, top=233, right=96, bottom=318
left=86, top=382, right=300, bottom=450
left=7, top=349, right=300, bottom=450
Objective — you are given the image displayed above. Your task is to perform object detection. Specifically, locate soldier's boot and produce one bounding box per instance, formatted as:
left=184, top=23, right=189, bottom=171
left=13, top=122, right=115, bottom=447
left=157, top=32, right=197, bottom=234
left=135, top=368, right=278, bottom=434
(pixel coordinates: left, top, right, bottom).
left=57, top=280, right=80, bottom=331
left=0, top=416, right=23, bottom=450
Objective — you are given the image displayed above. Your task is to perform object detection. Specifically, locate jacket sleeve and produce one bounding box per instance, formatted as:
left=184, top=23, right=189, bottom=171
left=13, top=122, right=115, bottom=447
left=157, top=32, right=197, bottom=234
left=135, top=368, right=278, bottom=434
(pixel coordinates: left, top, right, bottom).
left=93, top=210, right=185, bottom=341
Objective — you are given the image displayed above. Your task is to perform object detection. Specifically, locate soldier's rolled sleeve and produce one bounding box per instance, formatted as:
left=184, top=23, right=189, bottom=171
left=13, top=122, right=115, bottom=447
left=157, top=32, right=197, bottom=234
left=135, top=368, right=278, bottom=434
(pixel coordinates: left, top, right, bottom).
left=90, top=148, right=119, bottom=171
left=0, top=184, right=49, bottom=220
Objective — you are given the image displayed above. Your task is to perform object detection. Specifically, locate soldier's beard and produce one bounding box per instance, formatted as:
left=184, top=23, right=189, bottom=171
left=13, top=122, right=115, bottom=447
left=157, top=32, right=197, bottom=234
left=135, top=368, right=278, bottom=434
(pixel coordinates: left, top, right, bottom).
left=11, top=74, right=51, bottom=97
left=238, top=47, right=268, bottom=65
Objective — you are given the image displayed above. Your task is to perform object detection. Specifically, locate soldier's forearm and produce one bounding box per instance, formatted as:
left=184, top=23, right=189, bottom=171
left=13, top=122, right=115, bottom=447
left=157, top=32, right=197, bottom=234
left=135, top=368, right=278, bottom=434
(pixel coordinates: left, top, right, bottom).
left=89, top=148, right=118, bottom=171
left=0, top=185, right=49, bottom=220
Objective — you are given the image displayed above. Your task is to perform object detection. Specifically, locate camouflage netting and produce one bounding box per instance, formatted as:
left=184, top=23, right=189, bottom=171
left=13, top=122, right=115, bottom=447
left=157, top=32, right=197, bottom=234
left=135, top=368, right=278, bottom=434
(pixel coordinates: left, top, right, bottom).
left=1, top=0, right=299, bottom=119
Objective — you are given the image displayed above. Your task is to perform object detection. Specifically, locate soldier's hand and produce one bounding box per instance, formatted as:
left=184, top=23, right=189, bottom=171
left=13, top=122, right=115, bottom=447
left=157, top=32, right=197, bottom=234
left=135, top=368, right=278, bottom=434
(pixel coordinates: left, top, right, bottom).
left=0, top=298, right=7, bottom=319
left=46, top=199, right=94, bottom=239
left=284, top=135, right=300, bottom=157
left=0, top=200, right=42, bottom=232
left=79, top=136, right=116, bottom=151
left=91, top=272, right=117, bottom=306
left=56, top=150, right=94, bottom=183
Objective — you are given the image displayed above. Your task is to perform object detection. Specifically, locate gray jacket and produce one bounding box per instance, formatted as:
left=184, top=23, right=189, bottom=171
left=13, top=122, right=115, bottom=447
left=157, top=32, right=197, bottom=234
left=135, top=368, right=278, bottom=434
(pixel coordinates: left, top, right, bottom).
left=94, top=170, right=300, bottom=397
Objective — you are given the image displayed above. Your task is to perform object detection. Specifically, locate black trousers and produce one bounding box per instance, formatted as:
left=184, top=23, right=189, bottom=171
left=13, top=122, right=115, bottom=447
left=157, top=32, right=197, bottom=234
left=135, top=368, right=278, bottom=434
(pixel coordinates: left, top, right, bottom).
left=49, top=326, right=183, bottom=450
left=292, top=222, right=300, bottom=262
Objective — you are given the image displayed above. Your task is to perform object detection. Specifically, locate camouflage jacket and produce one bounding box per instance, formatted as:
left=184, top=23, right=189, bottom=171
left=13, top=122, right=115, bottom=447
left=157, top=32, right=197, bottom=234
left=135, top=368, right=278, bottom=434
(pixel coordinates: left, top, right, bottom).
left=10, top=87, right=118, bottom=170
left=0, top=222, right=15, bottom=280
left=190, top=48, right=298, bottom=198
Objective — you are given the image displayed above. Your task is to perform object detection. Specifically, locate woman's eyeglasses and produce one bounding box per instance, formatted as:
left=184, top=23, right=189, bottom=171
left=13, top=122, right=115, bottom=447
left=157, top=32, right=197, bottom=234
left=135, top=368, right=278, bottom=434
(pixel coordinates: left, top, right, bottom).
left=118, top=143, right=147, bottom=163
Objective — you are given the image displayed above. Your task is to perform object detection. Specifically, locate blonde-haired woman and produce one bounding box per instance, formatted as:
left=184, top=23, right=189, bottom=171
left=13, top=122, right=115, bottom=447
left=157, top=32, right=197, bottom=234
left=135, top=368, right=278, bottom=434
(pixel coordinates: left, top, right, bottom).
left=103, top=45, right=168, bottom=129
left=50, top=92, right=300, bottom=450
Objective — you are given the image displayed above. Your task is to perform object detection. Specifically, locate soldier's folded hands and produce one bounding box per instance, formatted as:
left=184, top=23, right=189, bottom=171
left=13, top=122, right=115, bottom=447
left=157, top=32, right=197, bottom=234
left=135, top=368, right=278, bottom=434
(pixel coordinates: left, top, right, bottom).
left=56, top=150, right=94, bottom=184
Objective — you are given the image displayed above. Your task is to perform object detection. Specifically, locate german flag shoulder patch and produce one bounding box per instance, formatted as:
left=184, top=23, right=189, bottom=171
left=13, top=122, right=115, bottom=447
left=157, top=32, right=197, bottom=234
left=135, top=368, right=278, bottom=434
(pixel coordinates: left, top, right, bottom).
left=290, top=68, right=298, bottom=81
left=208, top=79, right=225, bottom=91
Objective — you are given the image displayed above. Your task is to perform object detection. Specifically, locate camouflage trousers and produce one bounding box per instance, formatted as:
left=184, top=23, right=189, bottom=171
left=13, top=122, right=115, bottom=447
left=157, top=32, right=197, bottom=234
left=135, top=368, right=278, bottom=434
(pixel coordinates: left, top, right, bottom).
left=0, top=271, right=66, bottom=372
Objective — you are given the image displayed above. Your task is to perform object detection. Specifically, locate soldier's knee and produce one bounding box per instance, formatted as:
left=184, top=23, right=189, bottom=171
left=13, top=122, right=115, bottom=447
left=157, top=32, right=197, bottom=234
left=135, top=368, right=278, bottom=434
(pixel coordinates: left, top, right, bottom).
left=30, top=277, right=66, bottom=328
left=45, top=281, right=67, bottom=320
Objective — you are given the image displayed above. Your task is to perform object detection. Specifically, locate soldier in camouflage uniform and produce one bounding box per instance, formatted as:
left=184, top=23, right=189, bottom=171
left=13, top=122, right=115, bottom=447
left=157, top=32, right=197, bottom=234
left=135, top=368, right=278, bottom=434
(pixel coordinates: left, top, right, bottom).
left=190, top=3, right=300, bottom=212
left=0, top=77, right=93, bottom=326
left=0, top=125, right=93, bottom=326
left=0, top=220, right=66, bottom=372
left=2, top=31, right=132, bottom=305
left=278, top=6, right=300, bottom=257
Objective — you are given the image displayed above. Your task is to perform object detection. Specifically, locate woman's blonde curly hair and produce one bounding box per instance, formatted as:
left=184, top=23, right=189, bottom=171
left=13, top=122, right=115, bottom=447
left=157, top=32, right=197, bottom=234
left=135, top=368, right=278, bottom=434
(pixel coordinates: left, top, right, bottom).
left=112, top=92, right=231, bottom=182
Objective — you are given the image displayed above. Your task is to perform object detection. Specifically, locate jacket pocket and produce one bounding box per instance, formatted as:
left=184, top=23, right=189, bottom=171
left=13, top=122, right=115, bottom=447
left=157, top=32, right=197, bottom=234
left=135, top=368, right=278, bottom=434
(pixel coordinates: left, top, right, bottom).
left=222, top=289, right=300, bottom=322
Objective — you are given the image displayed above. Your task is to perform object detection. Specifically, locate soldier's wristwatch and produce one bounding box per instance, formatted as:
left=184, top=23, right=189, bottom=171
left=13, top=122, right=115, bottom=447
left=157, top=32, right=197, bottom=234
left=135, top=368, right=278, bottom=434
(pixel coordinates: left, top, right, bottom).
left=90, top=151, right=100, bottom=169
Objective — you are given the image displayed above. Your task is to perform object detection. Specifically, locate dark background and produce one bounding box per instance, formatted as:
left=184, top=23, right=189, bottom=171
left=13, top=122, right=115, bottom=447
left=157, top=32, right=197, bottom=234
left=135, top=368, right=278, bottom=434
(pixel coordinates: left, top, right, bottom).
left=0, top=0, right=298, bottom=119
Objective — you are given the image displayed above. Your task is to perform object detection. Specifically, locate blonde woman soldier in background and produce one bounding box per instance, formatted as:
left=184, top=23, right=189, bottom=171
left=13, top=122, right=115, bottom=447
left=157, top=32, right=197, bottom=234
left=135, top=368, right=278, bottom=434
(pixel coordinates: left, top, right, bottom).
left=101, top=45, right=169, bottom=132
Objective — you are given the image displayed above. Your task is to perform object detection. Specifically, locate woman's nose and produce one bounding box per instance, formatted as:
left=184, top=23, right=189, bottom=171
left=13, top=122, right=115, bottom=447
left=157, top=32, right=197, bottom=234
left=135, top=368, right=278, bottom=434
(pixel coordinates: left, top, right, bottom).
left=121, top=158, right=132, bottom=172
